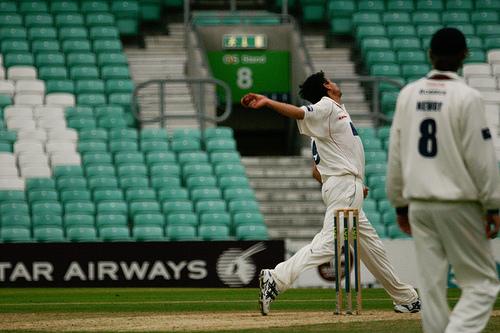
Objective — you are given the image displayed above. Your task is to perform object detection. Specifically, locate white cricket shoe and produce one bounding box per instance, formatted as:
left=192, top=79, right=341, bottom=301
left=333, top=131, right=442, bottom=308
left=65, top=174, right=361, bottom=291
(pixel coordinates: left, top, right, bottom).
left=394, top=298, right=422, bottom=313
left=259, top=269, right=279, bottom=316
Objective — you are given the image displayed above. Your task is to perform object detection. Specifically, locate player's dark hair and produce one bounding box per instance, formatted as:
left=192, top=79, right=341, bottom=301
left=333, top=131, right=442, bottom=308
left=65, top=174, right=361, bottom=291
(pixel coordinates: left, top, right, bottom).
left=299, top=71, right=328, bottom=104
left=429, top=27, right=468, bottom=72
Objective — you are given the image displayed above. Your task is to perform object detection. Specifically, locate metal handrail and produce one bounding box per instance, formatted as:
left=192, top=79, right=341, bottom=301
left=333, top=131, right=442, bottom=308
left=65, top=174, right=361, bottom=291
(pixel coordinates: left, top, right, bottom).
left=131, top=77, right=232, bottom=131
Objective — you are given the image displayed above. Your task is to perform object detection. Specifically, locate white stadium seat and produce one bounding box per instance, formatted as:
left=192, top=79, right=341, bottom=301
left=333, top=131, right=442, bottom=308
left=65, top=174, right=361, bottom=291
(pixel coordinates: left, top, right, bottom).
left=14, top=140, right=44, bottom=155
left=14, top=93, right=44, bottom=106
left=480, top=91, right=500, bottom=103
left=18, top=153, right=49, bottom=168
left=37, top=118, right=67, bottom=130
left=468, top=77, right=497, bottom=90
left=15, top=79, right=45, bottom=95
left=45, top=93, right=75, bottom=107
left=7, top=66, right=37, bottom=80
left=487, top=50, right=500, bottom=64
left=46, top=141, right=76, bottom=155
left=50, top=152, right=81, bottom=167
left=47, top=128, right=78, bottom=142
left=6, top=118, right=36, bottom=131
left=0, top=153, right=16, bottom=167
left=33, top=106, right=65, bottom=120
left=3, top=106, right=33, bottom=120
left=0, top=67, right=5, bottom=80
left=0, top=80, right=15, bottom=96
left=21, top=166, right=52, bottom=178
left=0, top=167, right=18, bottom=178
left=0, top=178, right=25, bottom=190
left=17, top=128, right=47, bottom=142
left=463, top=64, right=491, bottom=77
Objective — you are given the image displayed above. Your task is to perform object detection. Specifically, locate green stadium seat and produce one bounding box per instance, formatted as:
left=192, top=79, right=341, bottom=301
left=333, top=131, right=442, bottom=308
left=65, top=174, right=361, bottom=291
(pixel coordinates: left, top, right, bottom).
left=82, top=152, right=112, bottom=166
left=484, top=37, right=500, bottom=50
left=133, top=226, right=165, bottom=241
left=54, top=165, right=84, bottom=179
left=195, top=199, right=226, bottom=215
left=57, top=176, right=88, bottom=191
left=78, top=141, right=107, bottom=154
left=99, top=226, right=131, bottom=241
left=96, top=213, right=127, bottom=228
left=382, top=211, right=397, bottom=225
left=203, top=127, right=234, bottom=141
left=352, top=12, right=381, bottom=26
left=32, top=40, right=61, bottom=54
left=464, top=48, right=486, bottom=63
left=392, top=37, right=421, bottom=50
left=178, top=151, right=208, bottom=166
left=29, top=27, right=57, bottom=40
left=101, top=66, right=130, bottom=80
left=387, top=0, right=414, bottom=10
left=150, top=163, right=181, bottom=177
left=64, top=214, right=95, bottom=228
left=76, top=80, right=105, bottom=95
left=68, top=53, right=97, bottom=67
left=199, top=212, right=231, bottom=227
left=329, top=17, right=352, bottom=35
left=218, top=176, right=250, bottom=190
left=33, top=226, right=65, bottom=242
left=0, top=14, right=23, bottom=27
left=0, top=2, right=17, bottom=14
left=93, top=189, right=124, bottom=203
left=356, top=25, right=386, bottom=40
left=186, top=176, right=217, bottom=190
left=140, top=141, right=169, bottom=154
left=86, top=13, right=115, bottom=26
left=236, top=224, right=268, bottom=240
left=382, top=12, right=411, bottom=25
left=214, top=164, right=246, bottom=177
left=93, top=40, right=123, bottom=54
left=25, top=13, right=53, bottom=27
left=114, top=151, right=144, bottom=165
left=0, top=214, right=31, bottom=228
left=150, top=176, right=181, bottom=190
left=117, top=164, right=148, bottom=178
left=61, top=190, right=91, bottom=202
left=476, top=0, right=500, bottom=10
left=476, top=24, right=500, bottom=38
left=387, top=25, right=416, bottom=38
left=86, top=165, right=115, bottom=178
left=166, top=225, right=197, bottom=241
left=4, top=53, right=34, bottom=68
left=97, top=200, right=128, bottom=215
left=55, top=13, right=85, bottom=27
left=233, top=212, right=265, bottom=228
left=81, top=1, right=110, bottom=13
left=171, top=138, right=201, bottom=153
left=358, top=0, right=384, bottom=11
left=416, top=25, right=443, bottom=38
left=416, top=0, right=444, bottom=11
left=31, top=202, right=63, bottom=216
left=205, top=138, right=237, bottom=152
left=365, top=163, right=387, bottom=177
left=51, top=1, right=80, bottom=13
left=397, top=50, right=427, bottom=64
left=163, top=203, right=196, bottom=221
left=442, top=11, right=470, bottom=25
left=97, top=53, right=128, bottom=68
left=105, top=79, right=134, bottom=94
left=111, top=0, right=140, bottom=36
left=370, top=64, right=401, bottom=77
left=129, top=201, right=161, bottom=217
left=360, top=37, right=391, bottom=55
left=378, top=200, right=393, bottom=215
left=157, top=188, right=188, bottom=203
left=119, top=176, right=149, bottom=190
left=64, top=201, right=95, bottom=216
left=191, top=188, right=222, bottom=203
left=35, top=52, right=66, bottom=67
left=126, top=188, right=156, bottom=202
left=1, top=40, right=30, bottom=54
left=109, top=128, right=138, bottom=140
left=32, top=214, right=63, bottom=228
left=446, top=0, right=473, bottom=10
left=66, top=226, right=99, bottom=242
left=228, top=200, right=260, bottom=215
left=70, top=66, right=100, bottom=80
left=0, top=226, right=31, bottom=243
left=0, top=27, right=28, bottom=40
left=39, top=66, right=69, bottom=80
left=62, top=39, right=92, bottom=53
left=182, top=164, right=213, bottom=180
left=27, top=190, right=58, bottom=204
left=133, top=212, right=165, bottom=227
left=19, top=1, right=49, bottom=14
left=89, top=26, right=120, bottom=40
left=198, top=225, right=230, bottom=241
left=0, top=190, right=25, bottom=203
left=26, top=178, right=56, bottom=191
left=412, top=11, right=441, bottom=25
left=366, top=52, right=397, bottom=71
left=401, top=64, right=431, bottom=79
left=166, top=212, right=197, bottom=227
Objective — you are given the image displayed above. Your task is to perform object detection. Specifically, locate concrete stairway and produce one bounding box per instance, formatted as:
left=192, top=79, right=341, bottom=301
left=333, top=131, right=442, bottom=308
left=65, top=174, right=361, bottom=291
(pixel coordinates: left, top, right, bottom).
left=124, top=23, right=199, bottom=130
left=303, top=34, right=374, bottom=127
left=242, top=156, right=326, bottom=241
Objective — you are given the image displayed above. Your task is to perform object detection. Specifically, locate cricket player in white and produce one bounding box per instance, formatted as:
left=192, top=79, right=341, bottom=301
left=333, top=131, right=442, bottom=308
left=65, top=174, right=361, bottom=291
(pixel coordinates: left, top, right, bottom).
left=241, top=71, right=421, bottom=316
left=387, top=28, right=500, bottom=333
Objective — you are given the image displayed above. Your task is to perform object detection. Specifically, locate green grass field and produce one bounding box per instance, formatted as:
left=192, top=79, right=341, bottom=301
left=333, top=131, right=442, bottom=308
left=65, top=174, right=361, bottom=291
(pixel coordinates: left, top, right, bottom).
left=0, top=288, right=498, bottom=332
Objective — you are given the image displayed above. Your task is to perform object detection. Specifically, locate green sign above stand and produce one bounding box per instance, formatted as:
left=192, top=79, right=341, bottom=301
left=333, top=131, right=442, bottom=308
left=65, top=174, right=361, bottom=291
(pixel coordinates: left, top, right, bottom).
left=222, top=34, right=268, bottom=49
left=207, top=50, right=290, bottom=103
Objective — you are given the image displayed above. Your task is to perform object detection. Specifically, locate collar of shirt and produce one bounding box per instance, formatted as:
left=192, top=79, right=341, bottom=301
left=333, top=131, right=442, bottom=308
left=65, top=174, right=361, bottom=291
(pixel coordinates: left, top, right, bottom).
left=322, top=96, right=346, bottom=110
left=425, top=70, right=464, bottom=82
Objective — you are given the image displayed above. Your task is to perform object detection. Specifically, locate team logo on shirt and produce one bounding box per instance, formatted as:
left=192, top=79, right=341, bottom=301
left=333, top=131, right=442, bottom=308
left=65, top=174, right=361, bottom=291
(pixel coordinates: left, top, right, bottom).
left=306, top=105, right=314, bottom=112
left=482, top=128, right=492, bottom=140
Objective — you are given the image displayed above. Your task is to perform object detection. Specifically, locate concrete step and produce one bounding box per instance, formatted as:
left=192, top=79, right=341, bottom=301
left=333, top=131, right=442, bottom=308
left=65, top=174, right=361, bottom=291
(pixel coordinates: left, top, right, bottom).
left=242, top=156, right=310, bottom=167
left=260, top=202, right=326, bottom=214
left=255, top=190, right=323, bottom=201
left=265, top=214, right=325, bottom=226
left=250, top=178, right=320, bottom=189
left=268, top=227, right=319, bottom=240
left=245, top=167, right=311, bottom=178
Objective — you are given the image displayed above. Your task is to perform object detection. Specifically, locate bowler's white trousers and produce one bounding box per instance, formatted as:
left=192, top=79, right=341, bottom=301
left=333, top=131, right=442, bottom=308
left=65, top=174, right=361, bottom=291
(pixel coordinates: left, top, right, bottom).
left=271, top=174, right=418, bottom=304
left=410, top=201, right=500, bottom=333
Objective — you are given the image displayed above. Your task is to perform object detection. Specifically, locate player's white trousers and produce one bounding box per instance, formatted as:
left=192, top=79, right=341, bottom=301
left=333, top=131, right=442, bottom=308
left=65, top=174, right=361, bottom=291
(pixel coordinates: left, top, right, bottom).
left=271, top=174, right=418, bottom=304
left=409, top=201, right=500, bottom=333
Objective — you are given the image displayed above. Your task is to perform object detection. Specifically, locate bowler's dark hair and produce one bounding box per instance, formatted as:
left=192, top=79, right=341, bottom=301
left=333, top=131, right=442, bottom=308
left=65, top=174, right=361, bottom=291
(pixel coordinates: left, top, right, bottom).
left=429, top=27, right=468, bottom=72
left=299, top=71, right=328, bottom=104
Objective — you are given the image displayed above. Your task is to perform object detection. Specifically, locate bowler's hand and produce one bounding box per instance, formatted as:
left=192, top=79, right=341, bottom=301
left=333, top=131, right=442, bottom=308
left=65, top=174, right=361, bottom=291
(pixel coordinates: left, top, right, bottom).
left=485, top=214, right=500, bottom=239
left=363, top=186, right=369, bottom=199
left=397, top=213, right=411, bottom=236
left=241, top=93, right=269, bottom=109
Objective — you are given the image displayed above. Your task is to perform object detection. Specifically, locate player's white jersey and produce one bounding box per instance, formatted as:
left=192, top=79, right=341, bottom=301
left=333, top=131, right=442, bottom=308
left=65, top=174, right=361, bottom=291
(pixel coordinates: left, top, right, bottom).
left=387, top=70, right=500, bottom=210
left=297, top=96, right=365, bottom=182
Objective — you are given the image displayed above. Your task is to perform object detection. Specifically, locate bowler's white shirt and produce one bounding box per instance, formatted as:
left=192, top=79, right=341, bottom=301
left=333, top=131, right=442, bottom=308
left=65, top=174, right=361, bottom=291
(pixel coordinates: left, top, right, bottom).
left=297, top=96, right=365, bottom=182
